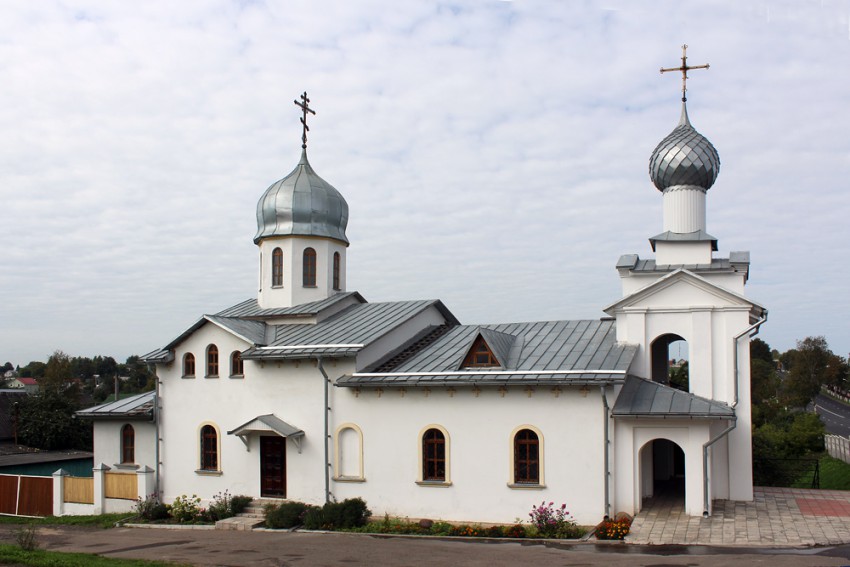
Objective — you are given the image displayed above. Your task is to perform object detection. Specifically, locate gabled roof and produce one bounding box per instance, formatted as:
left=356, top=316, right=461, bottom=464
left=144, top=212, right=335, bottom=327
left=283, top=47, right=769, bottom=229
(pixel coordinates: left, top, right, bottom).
left=227, top=414, right=304, bottom=439
left=76, top=391, right=155, bottom=421
left=458, top=328, right=517, bottom=369
left=242, top=299, right=458, bottom=360
left=338, top=319, right=637, bottom=388
left=603, top=268, right=765, bottom=317
left=215, top=292, right=365, bottom=318
left=612, top=375, right=734, bottom=419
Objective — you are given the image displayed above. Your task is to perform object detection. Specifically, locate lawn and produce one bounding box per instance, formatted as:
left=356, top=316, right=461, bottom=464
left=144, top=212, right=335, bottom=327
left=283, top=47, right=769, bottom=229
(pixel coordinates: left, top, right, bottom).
left=816, top=455, right=850, bottom=490
left=0, top=514, right=131, bottom=529
left=0, top=545, right=186, bottom=567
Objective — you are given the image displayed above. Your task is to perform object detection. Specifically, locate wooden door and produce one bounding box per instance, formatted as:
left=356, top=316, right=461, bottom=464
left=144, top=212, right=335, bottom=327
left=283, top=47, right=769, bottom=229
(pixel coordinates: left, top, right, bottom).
left=260, top=436, right=286, bottom=498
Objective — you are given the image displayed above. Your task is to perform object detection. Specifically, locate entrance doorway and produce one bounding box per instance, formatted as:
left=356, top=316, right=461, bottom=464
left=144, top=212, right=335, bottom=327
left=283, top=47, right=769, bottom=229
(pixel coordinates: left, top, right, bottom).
left=260, top=436, right=286, bottom=498
left=639, top=438, right=685, bottom=510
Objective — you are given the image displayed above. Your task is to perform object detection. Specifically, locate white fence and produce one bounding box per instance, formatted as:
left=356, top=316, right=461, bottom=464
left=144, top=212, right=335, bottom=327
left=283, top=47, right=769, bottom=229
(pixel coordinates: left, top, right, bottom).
left=825, top=434, right=850, bottom=464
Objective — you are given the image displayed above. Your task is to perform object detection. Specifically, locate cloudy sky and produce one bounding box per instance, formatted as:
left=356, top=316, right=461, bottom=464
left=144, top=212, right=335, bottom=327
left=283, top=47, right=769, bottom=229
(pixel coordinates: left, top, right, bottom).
left=2, top=1, right=849, bottom=365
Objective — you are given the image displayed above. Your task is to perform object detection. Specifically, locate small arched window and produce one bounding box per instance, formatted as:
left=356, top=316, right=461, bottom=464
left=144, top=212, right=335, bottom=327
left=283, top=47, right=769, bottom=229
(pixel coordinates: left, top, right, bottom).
left=303, top=248, right=317, bottom=287
left=121, top=424, right=135, bottom=464
left=422, top=428, right=446, bottom=481
left=183, top=353, right=195, bottom=377
left=230, top=351, right=243, bottom=377
left=272, top=248, right=284, bottom=287
left=206, top=345, right=219, bottom=377
left=332, top=252, right=341, bottom=291
left=200, top=425, right=218, bottom=471
left=514, top=429, right=540, bottom=484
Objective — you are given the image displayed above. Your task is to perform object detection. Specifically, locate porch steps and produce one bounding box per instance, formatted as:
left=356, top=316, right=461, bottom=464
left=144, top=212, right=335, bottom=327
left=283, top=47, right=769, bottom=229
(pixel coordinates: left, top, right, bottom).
left=214, top=499, right=276, bottom=531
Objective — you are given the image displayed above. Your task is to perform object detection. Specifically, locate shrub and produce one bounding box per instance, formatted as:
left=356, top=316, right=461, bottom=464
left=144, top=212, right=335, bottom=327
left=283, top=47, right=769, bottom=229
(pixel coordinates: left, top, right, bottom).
left=265, top=501, right=310, bottom=529
left=595, top=516, right=631, bottom=540
left=170, top=494, right=203, bottom=523
left=303, top=498, right=371, bottom=530
left=231, top=495, right=252, bottom=515
left=485, top=525, right=504, bottom=538
left=503, top=524, right=526, bottom=538
left=134, top=493, right=169, bottom=522
left=14, top=524, right=39, bottom=551
left=528, top=501, right=582, bottom=539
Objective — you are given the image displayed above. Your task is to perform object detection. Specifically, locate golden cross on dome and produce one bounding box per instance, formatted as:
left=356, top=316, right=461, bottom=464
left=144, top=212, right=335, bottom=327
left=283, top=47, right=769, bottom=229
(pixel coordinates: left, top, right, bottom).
left=660, top=44, right=709, bottom=102
left=294, top=91, right=316, bottom=149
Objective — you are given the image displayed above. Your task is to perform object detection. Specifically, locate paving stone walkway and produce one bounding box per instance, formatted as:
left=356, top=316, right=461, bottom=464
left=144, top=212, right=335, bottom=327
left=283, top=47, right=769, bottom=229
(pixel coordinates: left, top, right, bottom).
left=627, top=486, right=850, bottom=546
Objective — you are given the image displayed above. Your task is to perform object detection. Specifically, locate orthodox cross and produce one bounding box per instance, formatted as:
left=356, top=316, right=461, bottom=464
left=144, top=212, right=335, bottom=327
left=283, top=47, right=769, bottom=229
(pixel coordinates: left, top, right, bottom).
left=294, top=91, right=316, bottom=149
left=660, top=44, right=709, bottom=102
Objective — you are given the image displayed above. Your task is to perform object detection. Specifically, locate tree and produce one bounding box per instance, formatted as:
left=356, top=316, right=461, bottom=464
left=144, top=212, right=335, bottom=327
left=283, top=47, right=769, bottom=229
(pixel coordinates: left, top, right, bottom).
left=18, top=361, right=46, bottom=378
left=782, top=337, right=848, bottom=407
left=42, top=350, right=73, bottom=392
left=17, top=387, right=92, bottom=450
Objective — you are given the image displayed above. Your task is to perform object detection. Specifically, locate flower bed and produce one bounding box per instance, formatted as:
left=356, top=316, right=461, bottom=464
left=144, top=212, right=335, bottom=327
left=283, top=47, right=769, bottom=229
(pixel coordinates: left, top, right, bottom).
left=133, top=491, right=252, bottom=525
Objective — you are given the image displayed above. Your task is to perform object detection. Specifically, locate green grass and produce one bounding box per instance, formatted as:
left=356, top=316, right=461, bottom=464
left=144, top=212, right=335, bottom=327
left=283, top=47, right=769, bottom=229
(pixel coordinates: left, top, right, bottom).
left=817, top=455, right=850, bottom=490
left=0, top=514, right=132, bottom=529
left=0, top=544, right=187, bottom=567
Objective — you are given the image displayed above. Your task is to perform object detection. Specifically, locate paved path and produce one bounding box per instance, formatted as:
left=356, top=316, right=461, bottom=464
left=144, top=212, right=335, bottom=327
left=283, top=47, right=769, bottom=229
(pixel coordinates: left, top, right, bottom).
left=2, top=524, right=850, bottom=567
left=628, top=486, right=850, bottom=545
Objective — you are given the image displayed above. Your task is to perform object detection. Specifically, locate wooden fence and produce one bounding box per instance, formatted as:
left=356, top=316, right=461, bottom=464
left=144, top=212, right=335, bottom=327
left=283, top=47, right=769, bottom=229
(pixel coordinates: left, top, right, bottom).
left=826, top=434, right=850, bottom=464
left=64, top=476, right=94, bottom=504
left=0, top=474, right=52, bottom=517
left=104, top=472, right=137, bottom=500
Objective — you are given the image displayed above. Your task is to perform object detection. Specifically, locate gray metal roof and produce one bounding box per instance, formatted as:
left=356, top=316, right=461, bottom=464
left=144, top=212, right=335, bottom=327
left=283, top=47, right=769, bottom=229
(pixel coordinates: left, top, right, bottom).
left=617, top=255, right=745, bottom=273
left=649, top=101, right=720, bottom=192
left=227, top=414, right=304, bottom=439
left=611, top=375, right=734, bottom=419
left=242, top=299, right=458, bottom=360
left=76, top=391, right=155, bottom=421
left=205, top=316, right=267, bottom=345
left=474, top=327, right=517, bottom=368
left=649, top=230, right=718, bottom=252
left=215, top=292, right=364, bottom=318
left=255, top=149, right=349, bottom=245
left=339, top=319, right=637, bottom=387
left=141, top=348, right=172, bottom=364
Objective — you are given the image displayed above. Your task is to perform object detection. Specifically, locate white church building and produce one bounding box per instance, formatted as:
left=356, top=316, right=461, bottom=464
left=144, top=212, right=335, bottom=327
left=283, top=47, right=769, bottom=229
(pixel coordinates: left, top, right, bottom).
left=81, top=81, right=766, bottom=525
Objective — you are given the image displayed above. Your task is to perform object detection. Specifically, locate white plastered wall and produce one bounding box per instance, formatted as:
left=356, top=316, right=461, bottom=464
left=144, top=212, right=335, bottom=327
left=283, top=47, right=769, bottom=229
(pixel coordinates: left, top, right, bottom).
left=257, top=236, right=347, bottom=309
left=93, top=421, right=156, bottom=472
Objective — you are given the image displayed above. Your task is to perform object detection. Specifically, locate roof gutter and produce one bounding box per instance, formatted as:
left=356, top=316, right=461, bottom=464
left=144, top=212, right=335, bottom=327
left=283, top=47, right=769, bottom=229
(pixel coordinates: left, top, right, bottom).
left=703, top=311, right=767, bottom=516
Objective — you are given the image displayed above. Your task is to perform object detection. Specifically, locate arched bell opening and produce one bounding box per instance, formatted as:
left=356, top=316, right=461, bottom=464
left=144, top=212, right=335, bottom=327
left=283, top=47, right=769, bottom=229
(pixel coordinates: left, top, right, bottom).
left=650, top=333, right=689, bottom=392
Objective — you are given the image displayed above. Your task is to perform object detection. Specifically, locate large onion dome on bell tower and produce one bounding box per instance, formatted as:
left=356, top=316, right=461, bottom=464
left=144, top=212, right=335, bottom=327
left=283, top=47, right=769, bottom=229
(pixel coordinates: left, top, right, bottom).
left=648, top=102, right=720, bottom=192
left=253, top=149, right=350, bottom=245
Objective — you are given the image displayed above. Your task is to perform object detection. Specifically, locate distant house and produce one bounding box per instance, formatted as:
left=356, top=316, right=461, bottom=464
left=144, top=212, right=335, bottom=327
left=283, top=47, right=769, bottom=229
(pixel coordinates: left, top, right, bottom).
left=6, top=377, right=38, bottom=394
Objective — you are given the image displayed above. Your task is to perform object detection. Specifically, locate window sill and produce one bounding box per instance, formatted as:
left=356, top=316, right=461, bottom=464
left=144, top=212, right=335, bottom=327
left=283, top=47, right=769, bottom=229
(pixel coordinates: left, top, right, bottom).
left=271, top=285, right=283, bottom=289
left=416, top=480, right=452, bottom=487
left=205, top=375, right=219, bottom=379
left=113, top=463, right=139, bottom=470
left=229, top=374, right=244, bottom=380
left=182, top=375, right=196, bottom=379
left=302, top=285, right=317, bottom=288
left=195, top=469, right=223, bottom=476
left=333, top=476, right=366, bottom=483
left=507, top=483, right=546, bottom=490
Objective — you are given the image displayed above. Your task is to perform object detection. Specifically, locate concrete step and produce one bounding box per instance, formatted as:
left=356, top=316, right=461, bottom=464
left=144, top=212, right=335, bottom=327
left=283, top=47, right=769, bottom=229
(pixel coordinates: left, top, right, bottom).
left=215, top=515, right=265, bottom=531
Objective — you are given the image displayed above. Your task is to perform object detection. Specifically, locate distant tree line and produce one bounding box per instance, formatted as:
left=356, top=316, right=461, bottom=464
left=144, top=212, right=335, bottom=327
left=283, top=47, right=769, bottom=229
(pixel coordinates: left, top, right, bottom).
left=751, top=336, right=849, bottom=486
left=6, top=350, right=155, bottom=451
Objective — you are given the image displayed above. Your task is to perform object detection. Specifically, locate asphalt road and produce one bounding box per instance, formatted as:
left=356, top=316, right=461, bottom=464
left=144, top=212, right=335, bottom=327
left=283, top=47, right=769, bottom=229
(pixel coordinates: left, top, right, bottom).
left=814, top=394, right=850, bottom=437
left=5, top=525, right=850, bottom=567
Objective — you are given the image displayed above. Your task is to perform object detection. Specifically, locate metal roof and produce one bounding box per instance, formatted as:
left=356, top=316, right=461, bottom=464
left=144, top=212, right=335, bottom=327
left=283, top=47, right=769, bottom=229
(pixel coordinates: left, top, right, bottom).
left=473, top=327, right=517, bottom=369
left=227, top=414, right=304, bottom=439
left=76, top=391, right=155, bottom=421
left=649, top=230, right=718, bottom=252
left=617, top=256, right=744, bottom=273
left=242, top=299, right=458, bottom=360
left=215, top=292, right=364, bottom=318
left=611, top=375, right=734, bottom=419
left=254, top=149, right=349, bottom=245
left=649, top=101, right=720, bottom=191
left=338, top=319, right=637, bottom=387
left=204, top=316, right=267, bottom=345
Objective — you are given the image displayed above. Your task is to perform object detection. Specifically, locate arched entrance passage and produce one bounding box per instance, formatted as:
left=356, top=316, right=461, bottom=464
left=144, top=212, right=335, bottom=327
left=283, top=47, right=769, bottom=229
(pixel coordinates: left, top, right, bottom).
left=650, top=334, right=689, bottom=391
left=638, top=439, right=685, bottom=510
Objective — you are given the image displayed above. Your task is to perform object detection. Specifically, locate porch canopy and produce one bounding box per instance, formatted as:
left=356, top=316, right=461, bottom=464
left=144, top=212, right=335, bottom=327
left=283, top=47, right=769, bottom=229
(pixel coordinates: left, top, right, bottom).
left=227, top=414, right=305, bottom=453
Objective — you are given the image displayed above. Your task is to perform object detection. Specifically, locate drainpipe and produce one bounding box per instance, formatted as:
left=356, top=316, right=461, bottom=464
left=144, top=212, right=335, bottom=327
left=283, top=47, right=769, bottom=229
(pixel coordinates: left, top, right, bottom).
left=152, top=365, right=161, bottom=498
left=702, top=310, right=768, bottom=516
left=600, top=386, right=611, bottom=520
left=317, top=357, right=331, bottom=504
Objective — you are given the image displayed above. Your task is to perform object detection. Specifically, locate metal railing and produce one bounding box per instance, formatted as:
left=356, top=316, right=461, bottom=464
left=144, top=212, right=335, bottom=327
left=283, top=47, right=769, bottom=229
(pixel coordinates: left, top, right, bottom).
left=753, top=457, right=820, bottom=489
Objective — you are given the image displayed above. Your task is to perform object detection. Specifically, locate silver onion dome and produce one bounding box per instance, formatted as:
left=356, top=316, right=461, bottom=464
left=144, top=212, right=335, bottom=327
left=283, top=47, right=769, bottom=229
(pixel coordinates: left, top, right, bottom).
left=648, top=102, right=720, bottom=191
left=254, top=149, right=349, bottom=245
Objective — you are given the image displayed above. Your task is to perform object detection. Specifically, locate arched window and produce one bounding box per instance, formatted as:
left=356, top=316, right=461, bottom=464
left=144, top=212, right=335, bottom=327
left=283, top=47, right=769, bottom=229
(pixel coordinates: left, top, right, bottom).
left=303, top=247, right=317, bottom=287
left=332, top=252, right=341, bottom=291
left=200, top=425, right=218, bottom=471
left=206, top=345, right=219, bottom=377
left=334, top=424, right=364, bottom=481
left=514, top=428, right=540, bottom=484
left=272, top=248, right=283, bottom=287
left=230, top=351, right=243, bottom=377
left=121, top=424, right=135, bottom=464
left=422, top=428, right=446, bottom=481
left=183, top=353, right=195, bottom=377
